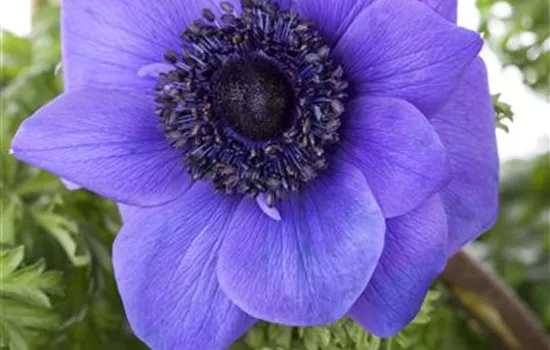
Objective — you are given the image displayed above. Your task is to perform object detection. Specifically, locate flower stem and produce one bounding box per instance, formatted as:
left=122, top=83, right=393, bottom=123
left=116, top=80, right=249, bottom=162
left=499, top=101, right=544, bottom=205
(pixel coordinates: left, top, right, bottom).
left=442, top=250, right=549, bottom=350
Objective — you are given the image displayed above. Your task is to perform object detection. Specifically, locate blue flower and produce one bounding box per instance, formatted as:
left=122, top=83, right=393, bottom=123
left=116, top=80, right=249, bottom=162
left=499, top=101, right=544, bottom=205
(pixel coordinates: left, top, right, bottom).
left=11, top=0, right=498, bottom=349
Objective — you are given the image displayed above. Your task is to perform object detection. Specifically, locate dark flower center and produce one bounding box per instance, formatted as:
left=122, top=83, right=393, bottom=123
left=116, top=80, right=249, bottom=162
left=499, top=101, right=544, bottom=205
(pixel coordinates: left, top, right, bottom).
left=153, top=0, right=348, bottom=206
left=211, top=56, right=294, bottom=141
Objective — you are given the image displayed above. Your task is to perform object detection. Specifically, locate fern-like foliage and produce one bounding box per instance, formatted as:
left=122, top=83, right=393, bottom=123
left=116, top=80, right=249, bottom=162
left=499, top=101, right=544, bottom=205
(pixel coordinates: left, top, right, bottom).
left=230, top=291, right=441, bottom=350
left=0, top=247, right=62, bottom=350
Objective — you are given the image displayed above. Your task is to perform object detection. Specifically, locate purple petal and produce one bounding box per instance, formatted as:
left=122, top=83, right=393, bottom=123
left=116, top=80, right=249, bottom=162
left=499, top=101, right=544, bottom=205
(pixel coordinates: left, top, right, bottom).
left=334, top=0, right=482, bottom=115
left=290, top=0, right=455, bottom=45
left=217, top=159, right=385, bottom=325
left=275, top=0, right=295, bottom=9
left=62, top=0, right=240, bottom=91
left=349, top=195, right=448, bottom=337
left=428, top=58, right=499, bottom=255
left=256, top=193, right=282, bottom=221
left=420, top=0, right=457, bottom=22
left=11, top=89, right=192, bottom=206
left=137, top=63, right=177, bottom=78
left=113, top=183, right=256, bottom=350
left=341, top=96, right=450, bottom=218
left=294, top=0, right=376, bottom=45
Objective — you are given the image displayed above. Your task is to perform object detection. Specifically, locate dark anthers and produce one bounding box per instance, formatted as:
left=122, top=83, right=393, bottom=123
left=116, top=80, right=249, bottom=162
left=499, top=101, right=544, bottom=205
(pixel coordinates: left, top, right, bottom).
left=154, top=0, right=348, bottom=206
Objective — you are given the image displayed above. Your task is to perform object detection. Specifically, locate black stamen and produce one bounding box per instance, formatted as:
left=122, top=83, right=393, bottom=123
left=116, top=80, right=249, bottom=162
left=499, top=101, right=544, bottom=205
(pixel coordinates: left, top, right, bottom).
left=220, top=2, right=235, bottom=13
left=202, top=8, right=216, bottom=22
left=154, top=0, right=348, bottom=205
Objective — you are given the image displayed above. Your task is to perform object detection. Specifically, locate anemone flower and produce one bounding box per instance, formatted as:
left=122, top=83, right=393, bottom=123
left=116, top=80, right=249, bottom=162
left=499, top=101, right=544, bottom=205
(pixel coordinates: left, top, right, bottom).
left=12, top=0, right=499, bottom=349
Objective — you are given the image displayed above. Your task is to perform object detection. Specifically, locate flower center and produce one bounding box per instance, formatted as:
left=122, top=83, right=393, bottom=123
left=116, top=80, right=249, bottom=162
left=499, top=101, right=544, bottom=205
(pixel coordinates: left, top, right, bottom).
left=211, top=56, right=294, bottom=141
left=153, top=0, right=348, bottom=206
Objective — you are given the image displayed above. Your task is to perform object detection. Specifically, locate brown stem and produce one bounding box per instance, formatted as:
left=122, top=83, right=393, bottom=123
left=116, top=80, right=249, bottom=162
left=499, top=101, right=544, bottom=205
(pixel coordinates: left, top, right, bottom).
left=32, top=0, right=49, bottom=22
left=442, top=251, right=549, bottom=350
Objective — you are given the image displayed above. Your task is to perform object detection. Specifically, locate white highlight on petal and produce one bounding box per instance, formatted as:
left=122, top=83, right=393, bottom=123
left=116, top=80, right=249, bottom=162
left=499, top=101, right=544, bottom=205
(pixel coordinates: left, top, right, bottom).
left=61, top=178, right=82, bottom=191
left=256, top=194, right=282, bottom=221
left=137, top=63, right=175, bottom=78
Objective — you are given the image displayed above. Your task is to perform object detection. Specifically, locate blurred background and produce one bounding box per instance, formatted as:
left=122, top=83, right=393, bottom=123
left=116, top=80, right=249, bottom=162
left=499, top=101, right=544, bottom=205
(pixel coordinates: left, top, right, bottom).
left=0, top=0, right=548, bottom=349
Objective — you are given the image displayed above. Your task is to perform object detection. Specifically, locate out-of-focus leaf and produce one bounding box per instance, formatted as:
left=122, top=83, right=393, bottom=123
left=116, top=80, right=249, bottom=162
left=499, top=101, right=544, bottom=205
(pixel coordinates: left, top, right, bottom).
left=15, top=171, right=62, bottom=196
left=478, top=0, right=550, bottom=96
left=0, top=31, right=32, bottom=84
left=0, top=247, right=25, bottom=277
left=0, top=298, right=61, bottom=350
left=0, top=298, right=60, bottom=331
left=0, top=249, right=62, bottom=308
left=395, top=290, right=440, bottom=349
left=0, top=247, right=62, bottom=350
left=0, top=198, right=20, bottom=245
left=32, top=211, right=91, bottom=267
left=232, top=291, right=441, bottom=350
left=493, top=93, right=515, bottom=133
left=479, top=154, right=550, bottom=329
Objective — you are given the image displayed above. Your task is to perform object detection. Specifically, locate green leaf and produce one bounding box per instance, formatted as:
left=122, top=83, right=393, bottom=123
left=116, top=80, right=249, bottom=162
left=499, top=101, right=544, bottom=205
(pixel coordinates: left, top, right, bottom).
left=301, top=327, right=331, bottom=350
left=394, top=290, right=440, bottom=349
left=15, top=171, right=62, bottom=196
left=479, top=0, right=549, bottom=96
left=0, top=198, right=20, bottom=245
left=0, top=322, right=30, bottom=350
left=0, top=29, right=32, bottom=84
left=0, top=298, right=60, bottom=331
left=1, top=260, right=62, bottom=308
left=493, top=93, right=514, bottom=133
left=233, top=290, right=440, bottom=349
left=0, top=298, right=61, bottom=350
left=266, top=323, right=293, bottom=348
left=0, top=247, right=62, bottom=308
left=32, top=211, right=91, bottom=267
left=0, top=247, right=62, bottom=350
left=0, top=246, right=25, bottom=277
